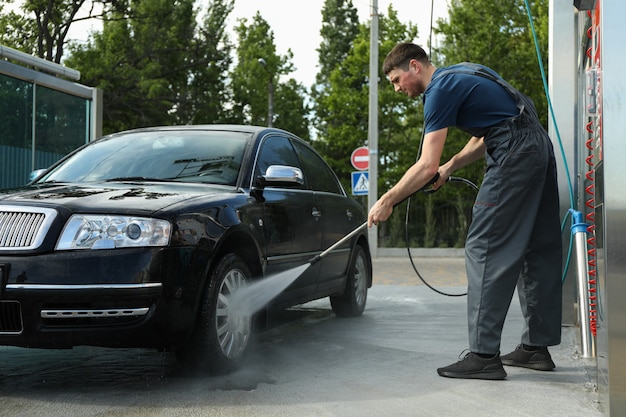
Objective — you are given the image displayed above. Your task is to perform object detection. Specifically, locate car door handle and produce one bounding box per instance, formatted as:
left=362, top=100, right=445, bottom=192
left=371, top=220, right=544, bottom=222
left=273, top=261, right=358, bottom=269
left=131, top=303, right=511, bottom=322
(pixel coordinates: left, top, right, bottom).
left=312, top=207, right=321, bottom=221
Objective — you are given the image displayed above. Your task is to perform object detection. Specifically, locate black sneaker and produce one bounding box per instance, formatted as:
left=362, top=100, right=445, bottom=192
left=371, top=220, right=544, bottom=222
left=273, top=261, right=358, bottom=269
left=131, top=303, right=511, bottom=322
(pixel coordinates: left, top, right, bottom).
left=437, top=351, right=507, bottom=380
left=501, top=344, right=555, bottom=371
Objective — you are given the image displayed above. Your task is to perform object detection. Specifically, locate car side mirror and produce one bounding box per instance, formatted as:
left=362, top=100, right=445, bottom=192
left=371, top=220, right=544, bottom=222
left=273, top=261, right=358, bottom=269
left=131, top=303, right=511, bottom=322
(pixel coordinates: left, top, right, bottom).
left=263, top=165, right=304, bottom=186
left=28, top=168, right=48, bottom=184
left=250, top=165, right=305, bottom=202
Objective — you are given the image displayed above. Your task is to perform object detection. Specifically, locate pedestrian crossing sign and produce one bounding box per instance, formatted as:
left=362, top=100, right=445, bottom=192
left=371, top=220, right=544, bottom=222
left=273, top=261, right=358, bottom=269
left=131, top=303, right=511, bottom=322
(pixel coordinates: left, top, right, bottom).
left=351, top=171, right=369, bottom=195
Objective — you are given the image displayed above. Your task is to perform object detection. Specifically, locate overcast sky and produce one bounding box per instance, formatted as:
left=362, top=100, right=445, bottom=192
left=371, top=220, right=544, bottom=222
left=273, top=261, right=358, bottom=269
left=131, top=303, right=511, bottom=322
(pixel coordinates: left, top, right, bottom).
left=57, top=0, right=448, bottom=88
left=226, top=0, right=449, bottom=87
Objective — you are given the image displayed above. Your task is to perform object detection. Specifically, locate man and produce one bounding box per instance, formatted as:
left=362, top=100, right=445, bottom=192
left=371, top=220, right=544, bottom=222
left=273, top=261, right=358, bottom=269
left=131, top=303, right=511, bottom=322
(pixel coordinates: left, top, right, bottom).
left=368, top=42, right=562, bottom=380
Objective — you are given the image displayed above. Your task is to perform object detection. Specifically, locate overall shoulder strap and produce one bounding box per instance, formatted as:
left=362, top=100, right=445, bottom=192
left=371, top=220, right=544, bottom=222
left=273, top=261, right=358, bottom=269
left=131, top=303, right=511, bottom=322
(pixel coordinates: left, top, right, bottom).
left=433, top=63, right=503, bottom=85
left=432, top=63, right=534, bottom=119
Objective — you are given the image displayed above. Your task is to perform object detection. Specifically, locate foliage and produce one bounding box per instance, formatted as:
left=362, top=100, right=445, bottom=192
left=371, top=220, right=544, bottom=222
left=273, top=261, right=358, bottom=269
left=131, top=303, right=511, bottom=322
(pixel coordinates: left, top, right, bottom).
left=0, top=0, right=128, bottom=62
left=273, top=78, right=311, bottom=139
left=375, top=7, right=425, bottom=247
left=308, top=0, right=360, bottom=174
left=0, top=1, right=38, bottom=55
left=310, top=0, right=360, bottom=139
left=422, top=0, right=550, bottom=248
left=315, top=0, right=359, bottom=86
left=176, top=0, right=235, bottom=125
left=3, top=1, right=308, bottom=136
left=312, top=4, right=418, bottom=188
left=230, top=12, right=309, bottom=138
left=64, top=0, right=198, bottom=133
left=0, top=0, right=551, bottom=248
left=314, top=22, right=370, bottom=189
left=435, top=0, right=549, bottom=128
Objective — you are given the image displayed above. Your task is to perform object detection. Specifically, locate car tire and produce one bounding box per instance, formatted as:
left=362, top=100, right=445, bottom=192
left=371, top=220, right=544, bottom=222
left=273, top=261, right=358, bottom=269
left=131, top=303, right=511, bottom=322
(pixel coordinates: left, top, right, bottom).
left=176, top=253, right=253, bottom=374
left=330, top=243, right=370, bottom=317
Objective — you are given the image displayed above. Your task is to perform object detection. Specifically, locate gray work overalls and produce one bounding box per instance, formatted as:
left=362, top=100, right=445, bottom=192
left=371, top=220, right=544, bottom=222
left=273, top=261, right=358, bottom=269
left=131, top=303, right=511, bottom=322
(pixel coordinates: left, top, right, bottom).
left=435, top=64, right=563, bottom=354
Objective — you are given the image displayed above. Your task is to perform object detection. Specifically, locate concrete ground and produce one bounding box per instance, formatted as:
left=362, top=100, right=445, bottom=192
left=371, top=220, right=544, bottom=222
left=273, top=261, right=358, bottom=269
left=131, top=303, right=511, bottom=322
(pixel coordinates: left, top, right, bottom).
left=0, top=255, right=603, bottom=417
left=365, top=255, right=602, bottom=417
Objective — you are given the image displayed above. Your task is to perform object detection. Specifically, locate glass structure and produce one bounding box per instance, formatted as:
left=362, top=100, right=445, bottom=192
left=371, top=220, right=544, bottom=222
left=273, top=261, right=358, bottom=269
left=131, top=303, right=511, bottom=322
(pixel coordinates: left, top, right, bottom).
left=0, top=57, right=99, bottom=189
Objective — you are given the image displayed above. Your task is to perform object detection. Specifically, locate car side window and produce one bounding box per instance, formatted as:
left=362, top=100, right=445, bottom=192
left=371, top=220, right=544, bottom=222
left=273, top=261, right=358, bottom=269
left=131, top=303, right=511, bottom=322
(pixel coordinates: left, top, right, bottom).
left=292, top=139, right=343, bottom=195
left=255, top=135, right=304, bottom=186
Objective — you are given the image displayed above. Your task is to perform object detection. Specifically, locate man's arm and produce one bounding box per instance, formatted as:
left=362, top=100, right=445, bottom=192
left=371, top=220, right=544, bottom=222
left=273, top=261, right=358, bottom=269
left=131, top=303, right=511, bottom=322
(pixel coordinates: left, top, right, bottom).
left=368, top=128, right=448, bottom=227
left=437, top=136, right=485, bottom=184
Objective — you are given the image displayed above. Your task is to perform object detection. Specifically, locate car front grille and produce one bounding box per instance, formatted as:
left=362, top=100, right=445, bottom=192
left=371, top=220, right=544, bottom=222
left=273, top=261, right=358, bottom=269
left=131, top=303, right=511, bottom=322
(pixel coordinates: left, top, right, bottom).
left=0, top=206, right=58, bottom=250
left=0, top=301, right=23, bottom=334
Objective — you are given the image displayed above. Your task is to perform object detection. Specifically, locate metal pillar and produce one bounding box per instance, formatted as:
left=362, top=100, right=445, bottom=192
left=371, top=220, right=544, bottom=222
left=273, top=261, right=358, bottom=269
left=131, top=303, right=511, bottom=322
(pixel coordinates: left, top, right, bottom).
left=367, top=0, right=378, bottom=257
left=569, top=209, right=596, bottom=358
left=549, top=0, right=578, bottom=326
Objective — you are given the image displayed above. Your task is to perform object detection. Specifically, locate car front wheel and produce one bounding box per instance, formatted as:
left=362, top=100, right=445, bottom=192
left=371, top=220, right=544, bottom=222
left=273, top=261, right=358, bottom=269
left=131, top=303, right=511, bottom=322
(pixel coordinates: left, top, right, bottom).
left=330, top=243, right=370, bottom=317
left=176, top=253, right=253, bottom=373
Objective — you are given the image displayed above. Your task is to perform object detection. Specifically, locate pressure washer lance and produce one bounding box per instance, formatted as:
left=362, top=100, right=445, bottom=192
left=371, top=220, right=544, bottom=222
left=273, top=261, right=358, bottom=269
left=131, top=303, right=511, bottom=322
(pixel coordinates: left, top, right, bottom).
left=226, top=219, right=370, bottom=325
left=227, top=172, right=442, bottom=327
left=311, top=174, right=443, bottom=263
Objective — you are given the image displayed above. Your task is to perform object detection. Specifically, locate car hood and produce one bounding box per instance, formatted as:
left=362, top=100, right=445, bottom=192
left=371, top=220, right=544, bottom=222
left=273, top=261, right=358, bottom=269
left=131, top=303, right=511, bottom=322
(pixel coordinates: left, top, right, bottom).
left=0, top=182, right=240, bottom=215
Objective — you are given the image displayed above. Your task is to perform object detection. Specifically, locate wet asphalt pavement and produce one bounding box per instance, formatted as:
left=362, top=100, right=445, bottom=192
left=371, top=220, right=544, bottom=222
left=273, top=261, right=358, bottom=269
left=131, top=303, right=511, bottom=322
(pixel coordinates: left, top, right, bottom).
left=0, top=256, right=602, bottom=417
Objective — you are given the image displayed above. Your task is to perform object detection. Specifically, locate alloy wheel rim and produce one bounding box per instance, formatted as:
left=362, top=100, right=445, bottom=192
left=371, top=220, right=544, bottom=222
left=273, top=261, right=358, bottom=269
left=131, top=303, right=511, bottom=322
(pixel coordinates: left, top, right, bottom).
left=353, top=252, right=368, bottom=308
left=216, top=268, right=250, bottom=359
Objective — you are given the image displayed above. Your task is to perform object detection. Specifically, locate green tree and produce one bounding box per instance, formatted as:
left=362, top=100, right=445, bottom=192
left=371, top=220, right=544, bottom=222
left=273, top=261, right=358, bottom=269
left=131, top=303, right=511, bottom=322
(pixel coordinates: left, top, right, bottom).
left=435, top=0, right=549, bottom=128
left=0, top=1, right=38, bottom=55
left=0, top=0, right=127, bottom=63
left=65, top=0, right=199, bottom=133
left=273, top=78, right=311, bottom=139
left=230, top=12, right=309, bottom=138
left=426, top=0, right=550, bottom=247
left=311, top=4, right=431, bottom=246
left=376, top=7, right=424, bottom=247
left=315, top=0, right=359, bottom=85
left=310, top=0, right=360, bottom=149
left=314, top=23, right=370, bottom=188
left=175, top=0, right=235, bottom=125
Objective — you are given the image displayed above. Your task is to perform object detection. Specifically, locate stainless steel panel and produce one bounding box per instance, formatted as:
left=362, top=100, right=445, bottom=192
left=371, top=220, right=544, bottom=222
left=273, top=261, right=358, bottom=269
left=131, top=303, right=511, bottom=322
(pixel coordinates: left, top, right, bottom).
left=549, top=0, right=578, bottom=326
left=598, top=1, right=626, bottom=414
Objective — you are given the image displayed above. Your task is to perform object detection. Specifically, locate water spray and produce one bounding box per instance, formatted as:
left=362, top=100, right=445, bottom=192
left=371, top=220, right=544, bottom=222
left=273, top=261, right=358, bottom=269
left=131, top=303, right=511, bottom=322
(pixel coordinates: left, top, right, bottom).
left=228, top=221, right=368, bottom=321
left=228, top=172, right=443, bottom=323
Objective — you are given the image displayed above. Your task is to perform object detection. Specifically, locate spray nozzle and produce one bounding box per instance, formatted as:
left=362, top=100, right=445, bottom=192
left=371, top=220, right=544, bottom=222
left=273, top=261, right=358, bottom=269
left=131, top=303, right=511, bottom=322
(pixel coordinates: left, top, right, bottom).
left=308, top=254, right=322, bottom=265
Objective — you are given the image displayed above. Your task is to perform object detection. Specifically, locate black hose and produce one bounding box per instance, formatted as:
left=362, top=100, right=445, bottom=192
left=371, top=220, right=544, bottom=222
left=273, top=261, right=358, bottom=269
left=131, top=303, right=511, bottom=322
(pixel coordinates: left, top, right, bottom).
left=404, top=176, right=479, bottom=297
left=400, top=0, right=479, bottom=297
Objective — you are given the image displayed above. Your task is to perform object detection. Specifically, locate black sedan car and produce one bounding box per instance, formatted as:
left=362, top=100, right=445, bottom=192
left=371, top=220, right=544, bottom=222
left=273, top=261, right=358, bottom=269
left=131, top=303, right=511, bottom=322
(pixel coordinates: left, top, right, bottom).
left=0, top=125, right=372, bottom=373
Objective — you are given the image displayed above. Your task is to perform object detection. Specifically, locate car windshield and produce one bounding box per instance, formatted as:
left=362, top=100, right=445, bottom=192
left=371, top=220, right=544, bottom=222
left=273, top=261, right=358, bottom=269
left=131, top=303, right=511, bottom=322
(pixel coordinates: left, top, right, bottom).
left=39, top=130, right=250, bottom=186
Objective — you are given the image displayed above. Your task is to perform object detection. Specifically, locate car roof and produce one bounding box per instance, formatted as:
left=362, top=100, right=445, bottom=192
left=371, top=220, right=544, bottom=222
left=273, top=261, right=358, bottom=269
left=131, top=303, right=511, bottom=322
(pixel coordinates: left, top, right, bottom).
left=103, top=124, right=292, bottom=138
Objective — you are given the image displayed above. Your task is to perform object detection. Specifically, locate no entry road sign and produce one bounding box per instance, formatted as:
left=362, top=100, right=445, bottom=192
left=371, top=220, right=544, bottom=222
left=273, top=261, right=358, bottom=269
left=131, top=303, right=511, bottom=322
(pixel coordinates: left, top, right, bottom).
left=351, top=146, right=369, bottom=170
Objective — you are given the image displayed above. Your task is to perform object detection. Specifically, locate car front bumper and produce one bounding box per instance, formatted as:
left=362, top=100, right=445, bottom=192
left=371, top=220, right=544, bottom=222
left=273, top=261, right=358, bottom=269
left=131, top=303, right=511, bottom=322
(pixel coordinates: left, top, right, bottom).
left=0, top=246, right=209, bottom=350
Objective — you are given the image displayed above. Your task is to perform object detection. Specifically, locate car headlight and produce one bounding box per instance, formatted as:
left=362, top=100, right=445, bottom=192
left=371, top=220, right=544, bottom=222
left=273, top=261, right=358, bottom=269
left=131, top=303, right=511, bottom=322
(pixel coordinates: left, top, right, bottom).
left=56, top=215, right=171, bottom=250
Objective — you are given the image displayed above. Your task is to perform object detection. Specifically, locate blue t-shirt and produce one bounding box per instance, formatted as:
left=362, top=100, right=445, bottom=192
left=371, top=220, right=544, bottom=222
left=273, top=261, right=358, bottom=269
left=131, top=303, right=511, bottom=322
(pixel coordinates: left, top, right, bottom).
left=423, top=64, right=519, bottom=135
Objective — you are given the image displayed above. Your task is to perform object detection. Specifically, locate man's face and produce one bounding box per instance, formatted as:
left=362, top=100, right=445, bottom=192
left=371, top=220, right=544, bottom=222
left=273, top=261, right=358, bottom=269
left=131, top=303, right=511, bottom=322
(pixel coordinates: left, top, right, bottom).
left=387, top=60, right=423, bottom=98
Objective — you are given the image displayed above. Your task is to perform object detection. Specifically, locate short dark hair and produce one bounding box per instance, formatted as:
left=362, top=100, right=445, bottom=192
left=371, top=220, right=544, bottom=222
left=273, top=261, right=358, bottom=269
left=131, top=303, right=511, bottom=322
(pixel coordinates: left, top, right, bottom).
left=382, top=43, right=430, bottom=75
